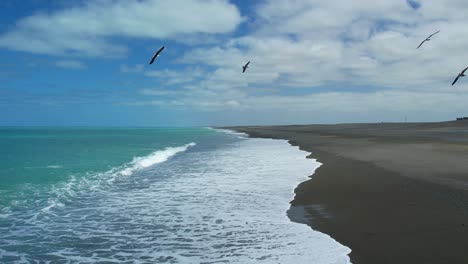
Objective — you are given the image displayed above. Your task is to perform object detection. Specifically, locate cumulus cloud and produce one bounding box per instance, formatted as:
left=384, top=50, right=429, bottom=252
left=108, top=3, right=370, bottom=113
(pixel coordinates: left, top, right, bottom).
left=0, top=0, right=243, bottom=57
left=154, top=0, right=468, bottom=119
left=5, top=0, right=468, bottom=123
left=182, top=0, right=468, bottom=89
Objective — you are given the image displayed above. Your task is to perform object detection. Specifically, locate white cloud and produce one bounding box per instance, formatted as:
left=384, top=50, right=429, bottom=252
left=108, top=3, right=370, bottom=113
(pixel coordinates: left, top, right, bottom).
left=129, top=88, right=468, bottom=122
left=55, top=60, right=86, bottom=69
left=159, top=0, right=468, bottom=120
left=0, top=0, right=243, bottom=57
left=9, top=0, right=467, bottom=122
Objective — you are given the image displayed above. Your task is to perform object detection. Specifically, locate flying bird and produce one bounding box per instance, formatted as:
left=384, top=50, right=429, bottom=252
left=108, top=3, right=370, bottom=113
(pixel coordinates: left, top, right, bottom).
left=149, top=46, right=165, bottom=64
left=452, top=66, right=468, bottom=85
left=416, top=30, right=440, bottom=49
left=242, top=61, right=250, bottom=73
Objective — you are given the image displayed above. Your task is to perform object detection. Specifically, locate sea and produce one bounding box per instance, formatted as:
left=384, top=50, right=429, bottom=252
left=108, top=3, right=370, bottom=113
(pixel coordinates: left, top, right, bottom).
left=0, top=127, right=351, bottom=263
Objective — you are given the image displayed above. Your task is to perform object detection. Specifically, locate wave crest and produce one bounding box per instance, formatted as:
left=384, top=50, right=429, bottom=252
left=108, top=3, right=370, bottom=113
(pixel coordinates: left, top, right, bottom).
left=119, top=142, right=196, bottom=176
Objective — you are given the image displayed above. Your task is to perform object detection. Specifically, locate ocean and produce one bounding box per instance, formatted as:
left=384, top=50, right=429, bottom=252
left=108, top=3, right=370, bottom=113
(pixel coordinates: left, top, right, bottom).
left=0, top=127, right=351, bottom=263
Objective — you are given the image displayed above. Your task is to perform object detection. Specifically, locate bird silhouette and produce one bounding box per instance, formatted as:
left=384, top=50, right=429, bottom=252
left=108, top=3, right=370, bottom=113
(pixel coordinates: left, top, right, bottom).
left=452, top=66, right=468, bottom=85
left=242, top=61, right=250, bottom=73
left=416, top=30, right=440, bottom=49
left=149, top=46, right=165, bottom=64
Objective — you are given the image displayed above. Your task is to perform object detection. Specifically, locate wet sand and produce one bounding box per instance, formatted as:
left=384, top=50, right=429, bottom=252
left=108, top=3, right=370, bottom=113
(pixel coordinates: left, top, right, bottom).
left=228, top=121, right=468, bottom=264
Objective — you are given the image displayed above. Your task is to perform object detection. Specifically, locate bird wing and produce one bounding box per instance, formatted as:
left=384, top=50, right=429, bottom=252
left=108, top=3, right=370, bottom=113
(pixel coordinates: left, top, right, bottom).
left=156, top=46, right=165, bottom=55
left=428, top=30, right=440, bottom=38
left=149, top=46, right=165, bottom=64
left=149, top=53, right=157, bottom=64
left=461, top=66, right=468, bottom=75
left=452, top=75, right=460, bottom=85
left=416, top=39, right=426, bottom=49
left=417, top=31, right=440, bottom=49
left=242, top=61, right=250, bottom=73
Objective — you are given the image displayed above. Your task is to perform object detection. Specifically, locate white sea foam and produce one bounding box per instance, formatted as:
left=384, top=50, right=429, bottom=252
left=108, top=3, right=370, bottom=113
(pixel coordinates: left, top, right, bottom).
left=119, top=142, right=196, bottom=176
left=41, top=200, right=64, bottom=213
left=29, top=143, right=197, bottom=218
left=0, top=136, right=351, bottom=263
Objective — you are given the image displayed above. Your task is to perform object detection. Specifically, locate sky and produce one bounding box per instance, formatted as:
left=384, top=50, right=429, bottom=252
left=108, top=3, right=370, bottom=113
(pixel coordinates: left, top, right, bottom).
left=1, top=0, right=468, bottom=126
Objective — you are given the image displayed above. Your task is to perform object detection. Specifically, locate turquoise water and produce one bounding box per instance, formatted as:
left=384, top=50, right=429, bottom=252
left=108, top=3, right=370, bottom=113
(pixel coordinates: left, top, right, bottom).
left=0, top=127, right=211, bottom=207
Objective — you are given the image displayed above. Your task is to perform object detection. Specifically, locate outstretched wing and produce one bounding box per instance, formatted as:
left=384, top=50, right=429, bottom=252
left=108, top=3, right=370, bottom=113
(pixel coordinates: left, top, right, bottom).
left=156, top=46, right=165, bottom=55
left=461, top=66, right=468, bottom=75
left=149, top=53, right=157, bottom=64
left=417, top=31, right=440, bottom=49
left=452, top=75, right=460, bottom=85
left=428, top=30, right=440, bottom=39
left=416, top=39, right=426, bottom=49
left=245, top=61, right=250, bottom=67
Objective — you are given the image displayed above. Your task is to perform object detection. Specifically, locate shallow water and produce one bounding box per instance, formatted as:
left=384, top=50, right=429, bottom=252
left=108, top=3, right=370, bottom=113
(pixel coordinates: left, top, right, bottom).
left=0, top=128, right=351, bottom=263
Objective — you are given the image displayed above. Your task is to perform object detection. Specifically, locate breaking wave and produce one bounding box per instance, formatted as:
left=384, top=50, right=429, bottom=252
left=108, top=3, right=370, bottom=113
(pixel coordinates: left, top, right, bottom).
left=119, top=142, right=196, bottom=176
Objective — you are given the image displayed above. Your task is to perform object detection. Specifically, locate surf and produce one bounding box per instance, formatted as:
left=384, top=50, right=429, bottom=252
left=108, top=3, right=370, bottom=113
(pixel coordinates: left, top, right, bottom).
left=119, top=142, right=196, bottom=176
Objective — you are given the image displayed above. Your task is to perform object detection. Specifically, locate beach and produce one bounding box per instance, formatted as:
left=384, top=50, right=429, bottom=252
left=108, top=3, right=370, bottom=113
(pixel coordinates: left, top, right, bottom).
left=230, top=121, right=468, bottom=264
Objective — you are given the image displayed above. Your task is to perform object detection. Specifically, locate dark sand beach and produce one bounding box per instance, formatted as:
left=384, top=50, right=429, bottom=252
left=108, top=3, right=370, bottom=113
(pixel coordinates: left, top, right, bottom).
left=229, top=121, right=468, bottom=264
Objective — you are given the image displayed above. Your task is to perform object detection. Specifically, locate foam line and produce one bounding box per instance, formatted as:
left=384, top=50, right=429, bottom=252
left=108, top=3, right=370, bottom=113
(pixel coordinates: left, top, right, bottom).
left=119, top=142, right=196, bottom=176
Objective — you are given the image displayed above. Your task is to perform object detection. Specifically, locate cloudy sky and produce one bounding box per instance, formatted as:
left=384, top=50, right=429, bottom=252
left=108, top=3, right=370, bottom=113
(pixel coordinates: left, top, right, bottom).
left=1, top=0, right=468, bottom=126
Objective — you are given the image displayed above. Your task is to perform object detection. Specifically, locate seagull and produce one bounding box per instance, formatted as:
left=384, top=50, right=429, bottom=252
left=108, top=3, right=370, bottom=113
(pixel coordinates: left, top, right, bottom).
left=242, top=61, right=250, bottom=73
left=149, top=46, right=165, bottom=64
left=416, top=30, right=440, bottom=49
left=452, top=66, right=468, bottom=85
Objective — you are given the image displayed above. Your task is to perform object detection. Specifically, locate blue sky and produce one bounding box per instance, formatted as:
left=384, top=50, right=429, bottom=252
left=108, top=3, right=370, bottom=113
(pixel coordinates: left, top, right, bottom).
left=1, top=0, right=468, bottom=126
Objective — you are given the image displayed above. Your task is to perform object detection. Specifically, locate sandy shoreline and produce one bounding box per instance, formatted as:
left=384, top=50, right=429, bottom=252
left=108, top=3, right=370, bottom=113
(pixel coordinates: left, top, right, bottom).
left=227, top=121, right=468, bottom=264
